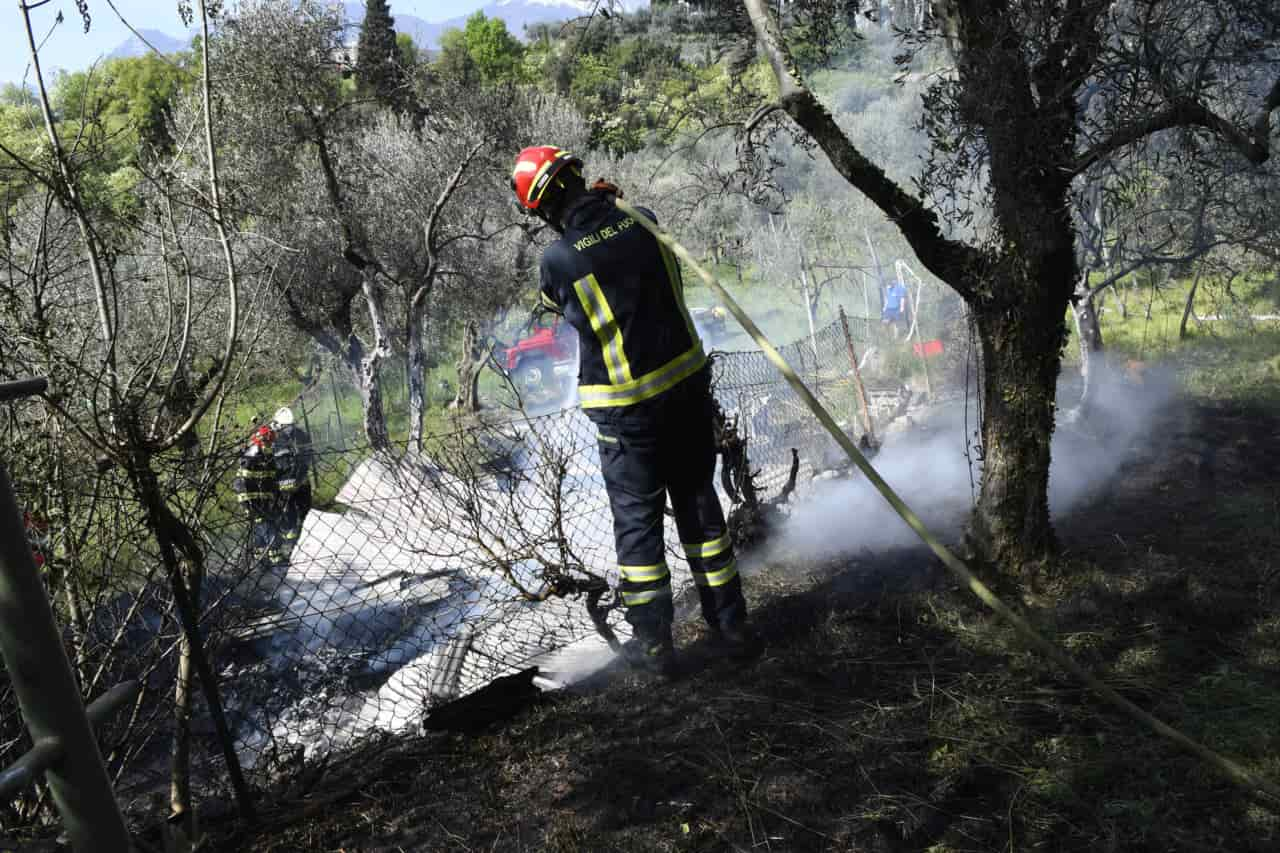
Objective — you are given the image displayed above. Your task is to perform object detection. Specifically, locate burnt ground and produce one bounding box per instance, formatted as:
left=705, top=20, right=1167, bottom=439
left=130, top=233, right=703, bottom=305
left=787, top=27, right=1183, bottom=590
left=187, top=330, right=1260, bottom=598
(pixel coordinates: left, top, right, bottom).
left=183, top=396, right=1280, bottom=852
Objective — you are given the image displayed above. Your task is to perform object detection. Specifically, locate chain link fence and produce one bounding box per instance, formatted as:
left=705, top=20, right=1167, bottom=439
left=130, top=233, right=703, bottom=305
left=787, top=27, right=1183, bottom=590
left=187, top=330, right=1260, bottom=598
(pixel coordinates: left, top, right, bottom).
left=1, top=313, right=963, bottom=831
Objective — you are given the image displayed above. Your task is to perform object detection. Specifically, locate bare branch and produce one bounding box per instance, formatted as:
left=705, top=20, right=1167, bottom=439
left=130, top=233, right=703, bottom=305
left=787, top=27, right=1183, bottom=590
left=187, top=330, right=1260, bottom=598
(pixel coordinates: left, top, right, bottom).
left=150, top=0, right=241, bottom=452
left=743, top=104, right=782, bottom=138
left=19, top=2, right=117, bottom=372
left=739, top=0, right=986, bottom=300
left=1073, top=83, right=1280, bottom=178
left=422, top=141, right=485, bottom=289
left=101, top=0, right=196, bottom=77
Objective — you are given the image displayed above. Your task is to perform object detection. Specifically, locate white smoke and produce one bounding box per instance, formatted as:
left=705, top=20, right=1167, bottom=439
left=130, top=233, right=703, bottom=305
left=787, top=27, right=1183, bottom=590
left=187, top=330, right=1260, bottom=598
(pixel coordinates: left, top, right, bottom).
left=765, top=359, right=1181, bottom=565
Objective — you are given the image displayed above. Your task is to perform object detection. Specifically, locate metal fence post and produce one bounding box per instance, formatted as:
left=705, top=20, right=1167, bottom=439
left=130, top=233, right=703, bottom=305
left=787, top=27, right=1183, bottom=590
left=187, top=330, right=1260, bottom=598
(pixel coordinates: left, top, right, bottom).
left=330, top=372, right=346, bottom=444
left=298, top=403, right=319, bottom=491
left=838, top=306, right=878, bottom=447
left=0, top=378, right=133, bottom=852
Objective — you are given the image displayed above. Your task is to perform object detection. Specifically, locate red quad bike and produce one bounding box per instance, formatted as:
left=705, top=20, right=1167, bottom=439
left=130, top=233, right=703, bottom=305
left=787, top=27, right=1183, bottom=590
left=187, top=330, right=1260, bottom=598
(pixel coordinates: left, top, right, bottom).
left=500, top=315, right=579, bottom=411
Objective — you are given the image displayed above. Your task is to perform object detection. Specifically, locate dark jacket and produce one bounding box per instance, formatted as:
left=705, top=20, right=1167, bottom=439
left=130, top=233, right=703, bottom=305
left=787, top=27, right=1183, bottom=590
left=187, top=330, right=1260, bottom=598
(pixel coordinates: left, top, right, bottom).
left=233, top=444, right=278, bottom=519
left=273, top=424, right=312, bottom=499
left=538, top=192, right=705, bottom=413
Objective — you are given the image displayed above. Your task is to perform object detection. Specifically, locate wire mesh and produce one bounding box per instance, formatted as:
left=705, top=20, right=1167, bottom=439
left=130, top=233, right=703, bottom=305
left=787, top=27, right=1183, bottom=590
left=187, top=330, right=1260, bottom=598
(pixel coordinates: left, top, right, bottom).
left=0, top=313, right=964, bottom=830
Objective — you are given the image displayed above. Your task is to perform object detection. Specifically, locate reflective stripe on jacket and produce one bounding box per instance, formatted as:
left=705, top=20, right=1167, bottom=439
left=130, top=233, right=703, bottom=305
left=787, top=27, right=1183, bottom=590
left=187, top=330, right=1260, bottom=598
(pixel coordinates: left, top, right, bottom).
left=538, top=193, right=705, bottom=410
left=233, top=444, right=278, bottom=516
left=273, top=424, right=312, bottom=494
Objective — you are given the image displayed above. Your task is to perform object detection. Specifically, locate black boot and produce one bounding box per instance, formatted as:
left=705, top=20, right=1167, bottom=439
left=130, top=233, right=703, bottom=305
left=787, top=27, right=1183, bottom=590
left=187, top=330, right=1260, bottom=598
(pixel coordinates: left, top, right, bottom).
left=619, top=635, right=680, bottom=679
left=708, top=621, right=764, bottom=661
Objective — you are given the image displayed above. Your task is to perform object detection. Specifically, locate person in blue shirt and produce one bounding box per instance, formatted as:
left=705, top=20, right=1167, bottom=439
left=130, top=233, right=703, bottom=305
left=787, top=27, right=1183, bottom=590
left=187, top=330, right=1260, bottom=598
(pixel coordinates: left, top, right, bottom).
left=882, top=279, right=909, bottom=336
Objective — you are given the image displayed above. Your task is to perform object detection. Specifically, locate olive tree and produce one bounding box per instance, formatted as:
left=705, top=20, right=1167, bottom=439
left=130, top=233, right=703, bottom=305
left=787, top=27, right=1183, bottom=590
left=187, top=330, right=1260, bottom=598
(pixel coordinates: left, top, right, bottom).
left=213, top=0, right=590, bottom=447
left=734, top=0, right=1280, bottom=574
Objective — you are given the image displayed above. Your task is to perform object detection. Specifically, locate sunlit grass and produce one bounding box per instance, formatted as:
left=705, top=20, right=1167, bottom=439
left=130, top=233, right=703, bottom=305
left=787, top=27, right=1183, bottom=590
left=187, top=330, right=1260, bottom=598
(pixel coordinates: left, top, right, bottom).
left=1064, top=271, right=1280, bottom=409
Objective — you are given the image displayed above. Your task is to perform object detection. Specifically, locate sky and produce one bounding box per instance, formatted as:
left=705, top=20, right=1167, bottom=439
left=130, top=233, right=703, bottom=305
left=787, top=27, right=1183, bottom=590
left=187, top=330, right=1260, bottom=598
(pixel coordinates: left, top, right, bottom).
left=1, top=0, right=485, bottom=87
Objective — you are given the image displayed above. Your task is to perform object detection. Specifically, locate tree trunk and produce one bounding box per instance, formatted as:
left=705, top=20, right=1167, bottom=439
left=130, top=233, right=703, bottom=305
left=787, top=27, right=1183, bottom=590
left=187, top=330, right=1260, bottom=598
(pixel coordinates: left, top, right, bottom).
left=170, top=570, right=199, bottom=830
left=1179, top=268, right=1202, bottom=339
left=968, top=302, right=1065, bottom=573
left=407, top=296, right=430, bottom=449
left=358, top=276, right=392, bottom=452
left=355, top=358, right=391, bottom=452
left=50, top=453, right=88, bottom=677
left=451, top=320, right=487, bottom=414
left=1072, top=285, right=1106, bottom=413
left=1117, top=275, right=1131, bottom=319
left=125, top=452, right=254, bottom=824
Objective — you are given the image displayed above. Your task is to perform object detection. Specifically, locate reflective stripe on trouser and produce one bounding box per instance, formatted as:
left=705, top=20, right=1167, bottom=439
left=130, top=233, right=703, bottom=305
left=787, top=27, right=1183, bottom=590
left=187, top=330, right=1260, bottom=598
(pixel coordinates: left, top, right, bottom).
left=682, top=532, right=738, bottom=594
left=595, top=372, right=746, bottom=644
left=619, top=561, right=671, bottom=609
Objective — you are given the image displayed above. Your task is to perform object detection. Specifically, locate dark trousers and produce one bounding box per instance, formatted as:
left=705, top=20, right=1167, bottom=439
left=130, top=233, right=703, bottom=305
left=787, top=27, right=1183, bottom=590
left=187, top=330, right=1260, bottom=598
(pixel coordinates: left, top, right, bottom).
left=590, top=370, right=746, bottom=644
left=280, top=484, right=312, bottom=546
left=251, top=516, right=284, bottom=567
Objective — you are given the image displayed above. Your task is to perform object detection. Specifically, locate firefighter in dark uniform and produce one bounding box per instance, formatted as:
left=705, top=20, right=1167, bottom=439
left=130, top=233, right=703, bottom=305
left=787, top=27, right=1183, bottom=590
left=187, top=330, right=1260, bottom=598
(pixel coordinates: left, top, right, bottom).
left=270, top=406, right=312, bottom=549
left=511, top=145, right=761, bottom=675
left=234, top=425, right=284, bottom=569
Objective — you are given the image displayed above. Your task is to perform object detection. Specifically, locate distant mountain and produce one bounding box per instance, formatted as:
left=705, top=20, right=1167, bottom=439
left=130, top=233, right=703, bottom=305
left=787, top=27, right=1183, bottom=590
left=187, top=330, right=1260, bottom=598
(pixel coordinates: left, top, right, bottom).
left=343, top=0, right=651, bottom=50
left=101, top=1, right=651, bottom=63
left=107, top=28, right=190, bottom=60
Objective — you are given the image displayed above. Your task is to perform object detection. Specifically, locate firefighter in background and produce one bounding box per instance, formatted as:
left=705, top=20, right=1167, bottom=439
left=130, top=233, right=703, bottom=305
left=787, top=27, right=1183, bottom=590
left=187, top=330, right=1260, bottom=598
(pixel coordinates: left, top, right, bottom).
left=511, top=145, right=761, bottom=676
left=270, top=406, right=312, bottom=548
left=233, top=425, right=283, bottom=568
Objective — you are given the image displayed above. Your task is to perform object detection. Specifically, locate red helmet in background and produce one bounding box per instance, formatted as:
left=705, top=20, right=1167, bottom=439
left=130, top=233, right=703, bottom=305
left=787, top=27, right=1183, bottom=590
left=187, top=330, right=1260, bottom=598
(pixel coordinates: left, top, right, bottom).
left=251, top=425, right=276, bottom=448
left=511, top=146, right=582, bottom=212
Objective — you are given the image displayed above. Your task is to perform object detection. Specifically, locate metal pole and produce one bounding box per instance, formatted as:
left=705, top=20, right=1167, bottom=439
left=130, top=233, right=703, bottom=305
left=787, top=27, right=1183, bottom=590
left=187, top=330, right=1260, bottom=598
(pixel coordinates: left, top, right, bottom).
left=0, top=378, right=49, bottom=402
left=298, top=403, right=318, bottom=490
left=838, top=306, right=877, bottom=447
left=798, top=249, right=819, bottom=364
left=0, top=680, right=140, bottom=801
left=909, top=280, right=934, bottom=399
left=863, top=228, right=884, bottom=294
left=0, top=392, right=133, bottom=851
left=329, top=372, right=345, bottom=444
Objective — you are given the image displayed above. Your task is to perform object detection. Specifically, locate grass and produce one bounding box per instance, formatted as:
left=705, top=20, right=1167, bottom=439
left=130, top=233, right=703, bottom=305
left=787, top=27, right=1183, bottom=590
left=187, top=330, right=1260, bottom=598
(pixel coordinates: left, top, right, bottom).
left=1065, top=270, right=1280, bottom=409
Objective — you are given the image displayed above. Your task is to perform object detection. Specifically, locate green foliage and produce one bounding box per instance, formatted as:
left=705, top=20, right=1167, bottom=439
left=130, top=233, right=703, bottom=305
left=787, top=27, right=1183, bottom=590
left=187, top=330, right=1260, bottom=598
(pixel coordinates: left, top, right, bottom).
left=395, top=32, right=419, bottom=70
left=1, top=53, right=194, bottom=216
left=435, top=12, right=527, bottom=87
left=0, top=88, right=42, bottom=204
left=786, top=14, right=860, bottom=72
left=106, top=53, right=189, bottom=152
left=50, top=54, right=192, bottom=153
left=355, top=0, right=405, bottom=108
left=1064, top=272, right=1280, bottom=410
left=525, top=22, right=774, bottom=154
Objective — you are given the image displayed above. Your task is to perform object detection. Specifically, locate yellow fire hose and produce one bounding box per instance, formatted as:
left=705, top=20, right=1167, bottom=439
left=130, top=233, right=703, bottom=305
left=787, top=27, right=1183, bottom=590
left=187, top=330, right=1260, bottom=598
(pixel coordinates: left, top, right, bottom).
left=615, top=197, right=1280, bottom=809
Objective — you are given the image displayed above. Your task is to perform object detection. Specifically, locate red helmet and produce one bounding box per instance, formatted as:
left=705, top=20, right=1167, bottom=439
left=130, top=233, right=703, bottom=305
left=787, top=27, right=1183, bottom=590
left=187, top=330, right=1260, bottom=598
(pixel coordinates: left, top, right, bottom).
left=251, top=425, right=276, bottom=448
left=511, top=146, right=582, bottom=212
